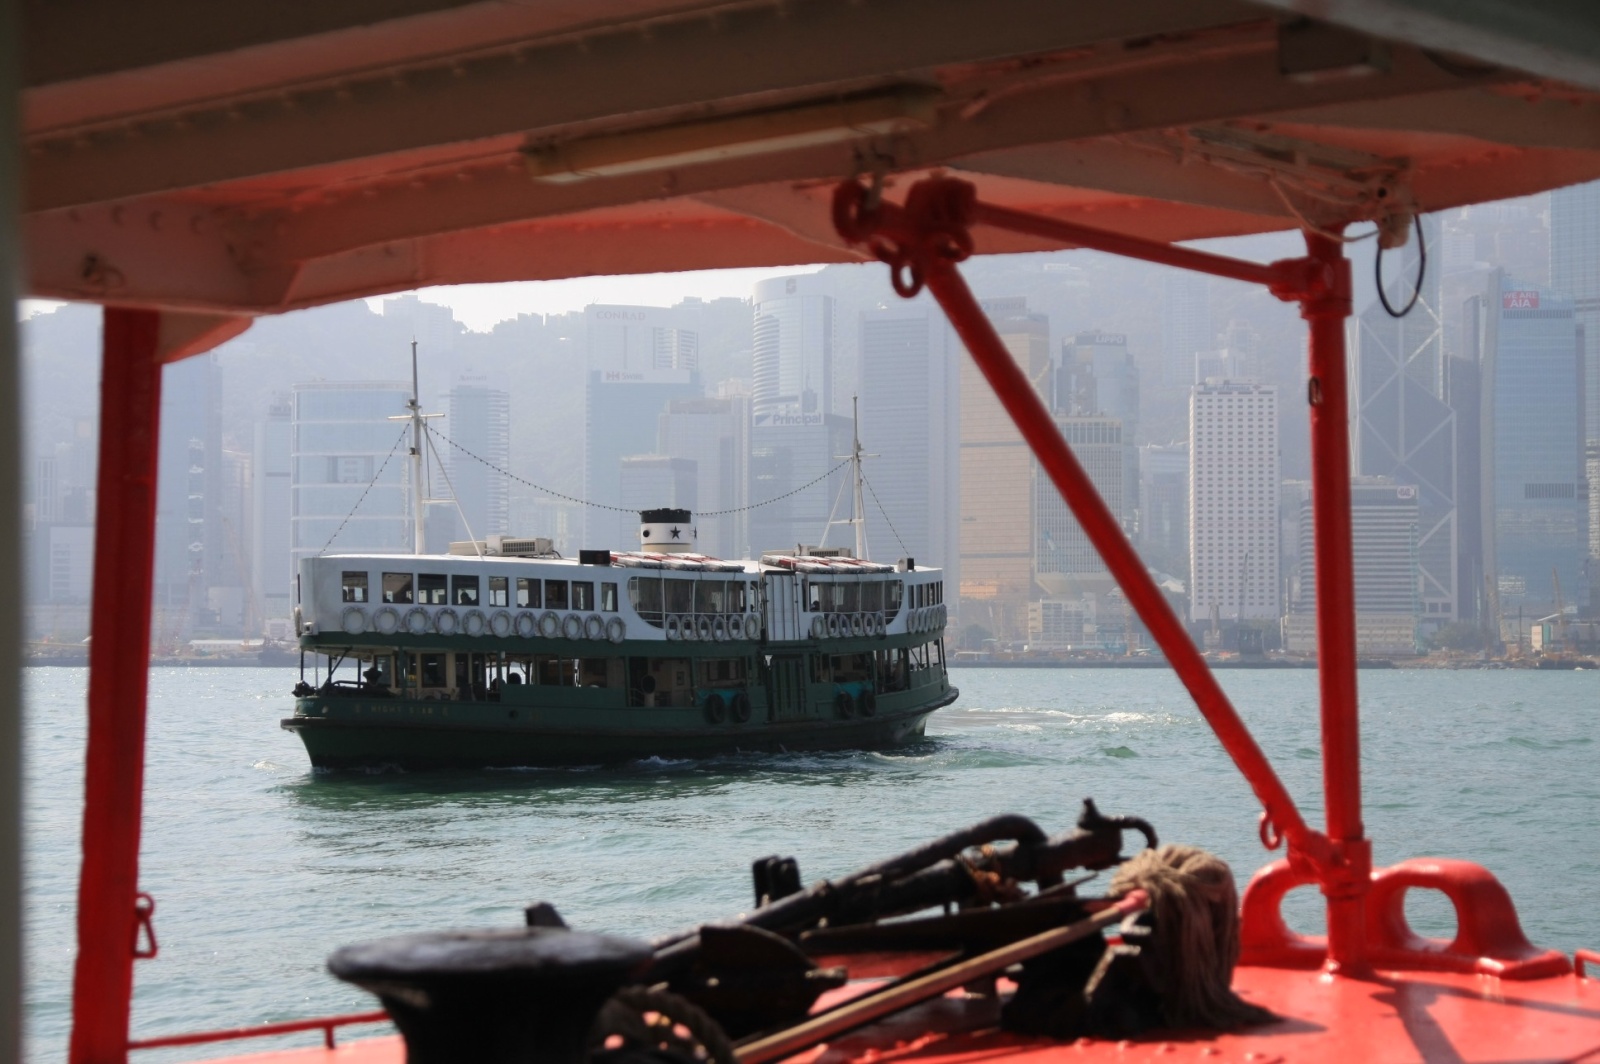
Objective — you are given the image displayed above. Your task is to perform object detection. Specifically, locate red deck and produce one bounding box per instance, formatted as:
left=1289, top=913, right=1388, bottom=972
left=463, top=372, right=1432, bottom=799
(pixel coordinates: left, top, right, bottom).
left=196, top=965, right=1600, bottom=1064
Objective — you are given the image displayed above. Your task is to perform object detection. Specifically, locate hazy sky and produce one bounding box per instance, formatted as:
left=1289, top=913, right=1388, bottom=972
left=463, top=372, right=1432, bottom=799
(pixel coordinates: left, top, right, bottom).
left=22, top=263, right=827, bottom=333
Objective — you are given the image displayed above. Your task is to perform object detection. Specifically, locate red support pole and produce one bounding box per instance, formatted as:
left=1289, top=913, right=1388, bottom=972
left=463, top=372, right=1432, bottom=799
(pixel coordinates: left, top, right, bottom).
left=69, top=307, right=163, bottom=1064
left=921, top=260, right=1316, bottom=856
left=1299, top=233, right=1371, bottom=976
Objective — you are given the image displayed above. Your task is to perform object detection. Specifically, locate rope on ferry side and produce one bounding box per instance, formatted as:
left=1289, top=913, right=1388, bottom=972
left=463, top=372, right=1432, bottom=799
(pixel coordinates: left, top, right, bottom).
left=861, top=471, right=912, bottom=558
left=431, top=426, right=849, bottom=516
left=317, top=425, right=411, bottom=554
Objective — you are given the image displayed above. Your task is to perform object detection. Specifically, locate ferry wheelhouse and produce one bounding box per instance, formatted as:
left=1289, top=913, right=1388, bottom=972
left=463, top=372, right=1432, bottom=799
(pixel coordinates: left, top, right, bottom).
left=286, top=509, right=954, bottom=767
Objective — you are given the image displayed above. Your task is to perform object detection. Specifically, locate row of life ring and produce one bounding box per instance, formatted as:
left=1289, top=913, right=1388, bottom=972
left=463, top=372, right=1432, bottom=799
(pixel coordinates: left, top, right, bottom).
left=342, top=605, right=627, bottom=644
left=809, top=612, right=888, bottom=640
left=663, top=614, right=756, bottom=642
left=703, top=691, right=753, bottom=725
left=905, top=603, right=948, bottom=634
left=833, top=689, right=878, bottom=718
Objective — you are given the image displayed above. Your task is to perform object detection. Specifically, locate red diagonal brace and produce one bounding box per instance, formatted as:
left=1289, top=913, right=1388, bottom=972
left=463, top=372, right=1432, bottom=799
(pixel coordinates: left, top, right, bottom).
left=834, top=177, right=1360, bottom=945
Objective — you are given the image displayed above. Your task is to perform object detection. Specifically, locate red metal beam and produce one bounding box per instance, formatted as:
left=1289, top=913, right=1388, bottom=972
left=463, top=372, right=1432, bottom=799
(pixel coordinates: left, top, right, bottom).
left=69, top=307, right=163, bottom=1064
left=127, top=1010, right=390, bottom=1052
left=919, top=259, right=1317, bottom=856
left=1299, top=232, right=1371, bottom=974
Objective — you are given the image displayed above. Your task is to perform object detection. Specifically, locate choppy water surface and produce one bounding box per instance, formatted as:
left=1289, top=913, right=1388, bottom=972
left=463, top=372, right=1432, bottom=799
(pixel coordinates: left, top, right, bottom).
left=23, top=666, right=1600, bottom=1062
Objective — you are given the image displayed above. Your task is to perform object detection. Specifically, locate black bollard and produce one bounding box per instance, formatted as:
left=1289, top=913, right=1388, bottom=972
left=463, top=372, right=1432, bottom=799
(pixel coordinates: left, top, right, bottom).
left=329, top=926, right=651, bottom=1064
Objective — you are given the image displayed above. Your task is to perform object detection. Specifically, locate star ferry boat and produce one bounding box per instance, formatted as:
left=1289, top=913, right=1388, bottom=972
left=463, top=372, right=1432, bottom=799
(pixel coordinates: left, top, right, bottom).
left=285, top=509, right=954, bottom=768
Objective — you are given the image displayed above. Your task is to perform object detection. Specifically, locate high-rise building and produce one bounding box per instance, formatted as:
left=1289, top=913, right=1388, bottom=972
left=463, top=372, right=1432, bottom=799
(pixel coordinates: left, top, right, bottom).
left=584, top=304, right=701, bottom=547
left=252, top=396, right=293, bottom=636
left=859, top=305, right=959, bottom=573
left=290, top=381, right=413, bottom=581
left=1058, top=329, right=1140, bottom=528
left=1140, top=443, right=1189, bottom=579
left=749, top=276, right=849, bottom=553
left=1352, top=215, right=1459, bottom=629
left=1035, top=417, right=1123, bottom=596
left=657, top=392, right=749, bottom=558
left=1550, top=180, right=1600, bottom=563
left=1481, top=279, right=1589, bottom=616
left=1189, top=380, right=1279, bottom=626
left=959, top=299, right=1049, bottom=638
left=618, top=456, right=698, bottom=535
left=1285, top=478, right=1421, bottom=655
left=446, top=383, right=511, bottom=543
left=154, top=353, right=225, bottom=637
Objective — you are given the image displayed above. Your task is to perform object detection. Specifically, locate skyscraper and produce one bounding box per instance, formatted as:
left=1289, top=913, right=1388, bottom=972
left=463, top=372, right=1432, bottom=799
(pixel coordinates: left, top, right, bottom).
left=1285, top=478, right=1420, bottom=656
left=290, top=381, right=413, bottom=579
left=1189, top=380, right=1279, bottom=627
left=750, top=275, right=849, bottom=553
left=1140, top=443, right=1189, bottom=579
left=252, top=396, right=293, bottom=636
left=446, top=383, right=511, bottom=544
left=1550, top=180, right=1600, bottom=563
left=584, top=304, right=701, bottom=547
left=1035, top=417, right=1123, bottom=596
left=959, top=299, right=1049, bottom=639
left=154, top=353, right=224, bottom=638
left=1481, top=279, right=1589, bottom=616
left=657, top=393, right=749, bottom=558
left=1057, top=330, right=1140, bottom=527
left=1352, top=215, right=1459, bottom=629
left=859, top=305, right=959, bottom=572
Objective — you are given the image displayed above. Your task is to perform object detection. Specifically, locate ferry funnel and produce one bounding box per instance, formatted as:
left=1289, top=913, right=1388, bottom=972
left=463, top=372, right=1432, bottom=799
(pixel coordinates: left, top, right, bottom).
left=639, top=508, right=696, bottom=553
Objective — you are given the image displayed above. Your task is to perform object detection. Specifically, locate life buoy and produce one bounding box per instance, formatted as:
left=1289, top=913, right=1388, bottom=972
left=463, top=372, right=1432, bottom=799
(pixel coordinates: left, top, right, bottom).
left=462, top=609, right=487, bottom=637
left=435, top=607, right=460, bottom=636
left=293, top=605, right=305, bottom=635
left=835, top=691, right=855, bottom=719
left=606, top=617, right=626, bottom=644
left=730, top=692, right=752, bottom=723
left=665, top=615, right=682, bottom=641
left=538, top=611, right=560, bottom=638
left=341, top=606, right=367, bottom=635
left=872, top=611, right=886, bottom=637
left=515, top=611, right=538, bottom=639
left=811, top=616, right=827, bottom=640
left=826, top=613, right=842, bottom=639
left=405, top=607, right=430, bottom=636
left=712, top=617, right=728, bottom=642
left=850, top=613, right=865, bottom=638
left=374, top=606, right=401, bottom=635
left=860, top=689, right=878, bottom=717
left=584, top=614, right=605, bottom=640
left=561, top=614, right=583, bottom=640
left=490, top=610, right=513, bottom=638
left=696, top=616, right=713, bottom=642
left=704, top=693, right=727, bottom=725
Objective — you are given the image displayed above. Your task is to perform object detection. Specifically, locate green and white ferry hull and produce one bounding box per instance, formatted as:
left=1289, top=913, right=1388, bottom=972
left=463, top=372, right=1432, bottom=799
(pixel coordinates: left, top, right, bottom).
left=283, top=532, right=956, bottom=769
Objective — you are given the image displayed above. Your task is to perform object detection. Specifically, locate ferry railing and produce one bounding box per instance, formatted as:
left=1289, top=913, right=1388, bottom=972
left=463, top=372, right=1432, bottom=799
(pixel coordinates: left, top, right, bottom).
left=127, top=1010, right=391, bottom=1052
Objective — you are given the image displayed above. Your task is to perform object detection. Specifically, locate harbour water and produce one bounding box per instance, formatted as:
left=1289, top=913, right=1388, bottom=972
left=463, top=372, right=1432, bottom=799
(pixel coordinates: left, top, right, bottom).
left=22, top=666, right=1600, bottom=1062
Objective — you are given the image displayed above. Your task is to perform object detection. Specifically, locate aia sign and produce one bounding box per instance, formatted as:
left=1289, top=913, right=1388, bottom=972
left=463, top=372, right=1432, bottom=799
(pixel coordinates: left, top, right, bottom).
left=1503, top=290, right=1540, bottom=309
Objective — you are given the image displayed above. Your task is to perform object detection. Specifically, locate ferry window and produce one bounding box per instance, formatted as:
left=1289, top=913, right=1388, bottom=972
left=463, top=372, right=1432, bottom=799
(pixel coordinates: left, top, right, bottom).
left=628, top=576, right=662, bottom=620
left=488, top=576, right=509, bottom=607
left=418, top=574, right=447, bottom=605
left=665, top=579, right=692, bottom=615
left=578, top=658, right=611, bottom=687
left=420, top=654, right=446, bottom=687
left=601, top=582, right=618, bottom=612
left=810, top=655, right=831, bottom=683
left=806, top=579, right=820, bottom=612
left=888, top=582, right=903, bottom=613
left=932, top=640, right=944, bottom=667
left=382, top=572, right=413, bottom=604
left=452, top=574, right=480, bottom=606
left=571, top=581, right=594, bottom=611
left=697, top=658, right=745, bottom=685
left=545, top=580, right=569, bottom=610
left=695, top=580, right=723, bottom=615
left=517, top=578, right=539, bottom=608
left=728, top=582, right=746, bottom=612
left=535, top=656, right=576, bottom=686
left=841, top=582, right=860, bottom=613
left=342, top=571, right=369, bottom=603
left=862, top=581, right=883, bottom=613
